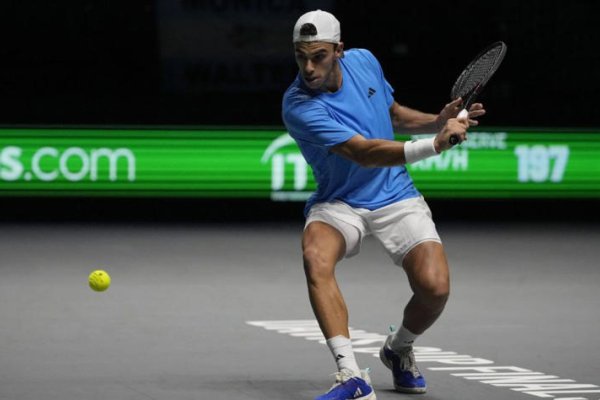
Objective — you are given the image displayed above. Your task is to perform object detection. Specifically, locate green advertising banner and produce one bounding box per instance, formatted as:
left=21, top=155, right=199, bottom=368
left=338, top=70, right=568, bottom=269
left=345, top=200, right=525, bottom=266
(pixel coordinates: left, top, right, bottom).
left=0, top=128, right=598, bottom=199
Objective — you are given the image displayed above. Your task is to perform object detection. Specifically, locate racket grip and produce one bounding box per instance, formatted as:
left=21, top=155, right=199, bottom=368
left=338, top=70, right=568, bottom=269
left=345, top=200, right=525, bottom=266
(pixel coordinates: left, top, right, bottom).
left=449, top=109, right=469, bottom=145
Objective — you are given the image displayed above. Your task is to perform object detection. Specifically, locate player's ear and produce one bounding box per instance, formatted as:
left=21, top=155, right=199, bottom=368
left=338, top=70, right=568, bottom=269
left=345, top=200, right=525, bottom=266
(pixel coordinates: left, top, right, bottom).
left=335, top=42, right=344, bottom=58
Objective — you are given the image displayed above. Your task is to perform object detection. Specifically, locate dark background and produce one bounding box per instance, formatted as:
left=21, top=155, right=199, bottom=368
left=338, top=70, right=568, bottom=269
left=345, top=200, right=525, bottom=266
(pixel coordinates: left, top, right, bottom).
left=0, top=0, right=598, bottom=222
left=1, top=0, right=599, bottom=127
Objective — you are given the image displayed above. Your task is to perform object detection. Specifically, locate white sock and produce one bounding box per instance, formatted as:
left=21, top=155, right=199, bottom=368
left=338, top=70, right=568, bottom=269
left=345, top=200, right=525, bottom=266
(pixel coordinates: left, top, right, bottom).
left=389, top=325, right=419, bottom=351
left=326, top=335, right=361, bottom=376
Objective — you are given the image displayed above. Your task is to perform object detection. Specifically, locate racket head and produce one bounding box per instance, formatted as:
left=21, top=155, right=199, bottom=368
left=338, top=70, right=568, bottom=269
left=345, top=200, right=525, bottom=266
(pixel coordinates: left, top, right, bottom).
left=451, top=41, right=507, bottom=108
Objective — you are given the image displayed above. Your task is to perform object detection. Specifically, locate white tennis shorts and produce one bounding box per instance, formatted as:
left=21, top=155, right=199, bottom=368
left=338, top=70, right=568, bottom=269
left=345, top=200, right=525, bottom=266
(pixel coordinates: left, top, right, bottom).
left=305, top=196, right=442, bottom=265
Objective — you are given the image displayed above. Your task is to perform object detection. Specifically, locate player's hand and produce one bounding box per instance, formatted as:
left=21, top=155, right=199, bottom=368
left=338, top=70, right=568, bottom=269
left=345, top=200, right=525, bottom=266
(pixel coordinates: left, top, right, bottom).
left=435, top=98, right=463, bottom=128
left=466, top=102, right=486, bottom=126
left=435, top=98, right=486, bottom=127
left=434, top=116, right=469, bottom=152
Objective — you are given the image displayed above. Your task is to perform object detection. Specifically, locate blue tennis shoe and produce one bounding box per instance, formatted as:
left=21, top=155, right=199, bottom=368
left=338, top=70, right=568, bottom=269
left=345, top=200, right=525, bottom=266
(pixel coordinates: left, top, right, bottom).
left=379, top=334, right=427, bottom=393
left=315, top=368, right=376, bottom=400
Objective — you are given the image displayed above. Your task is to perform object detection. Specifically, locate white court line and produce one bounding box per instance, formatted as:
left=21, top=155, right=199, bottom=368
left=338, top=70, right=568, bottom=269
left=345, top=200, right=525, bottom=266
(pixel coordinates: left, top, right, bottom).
left=247, top=320, right=600, bottom=400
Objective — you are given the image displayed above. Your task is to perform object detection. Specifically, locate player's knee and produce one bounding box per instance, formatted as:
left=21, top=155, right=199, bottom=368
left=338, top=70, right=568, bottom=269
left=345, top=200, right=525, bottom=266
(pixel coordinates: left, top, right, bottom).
left=431, top=283, right=450, bottom=307
left=417, top=273, right=450, bottom=308
left=302, top=246, right=335, bottom=284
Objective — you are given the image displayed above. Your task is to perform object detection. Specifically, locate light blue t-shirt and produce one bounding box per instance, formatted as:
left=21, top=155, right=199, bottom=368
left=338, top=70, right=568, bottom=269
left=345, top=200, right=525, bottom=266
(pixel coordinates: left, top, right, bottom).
left=282, top=48, right=420, bottom=215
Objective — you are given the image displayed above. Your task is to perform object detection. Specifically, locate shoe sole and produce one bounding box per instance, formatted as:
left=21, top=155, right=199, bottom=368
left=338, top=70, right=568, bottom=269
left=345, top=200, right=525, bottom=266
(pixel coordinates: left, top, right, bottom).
left=392, top=385, right=427, bottom=394
left=379, top=345, right=427, bottom=394
left=315, top=391, right=376, bottom=400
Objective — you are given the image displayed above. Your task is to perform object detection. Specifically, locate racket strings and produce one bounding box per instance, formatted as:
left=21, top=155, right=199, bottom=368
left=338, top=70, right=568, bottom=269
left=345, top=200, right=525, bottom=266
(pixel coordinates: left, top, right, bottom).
left=452, top=45, right=506, bottom=100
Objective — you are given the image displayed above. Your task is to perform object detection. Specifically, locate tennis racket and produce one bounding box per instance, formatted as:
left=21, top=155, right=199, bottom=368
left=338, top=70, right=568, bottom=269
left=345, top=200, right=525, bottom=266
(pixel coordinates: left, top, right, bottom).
left=449, top=41, right=507, bottom=145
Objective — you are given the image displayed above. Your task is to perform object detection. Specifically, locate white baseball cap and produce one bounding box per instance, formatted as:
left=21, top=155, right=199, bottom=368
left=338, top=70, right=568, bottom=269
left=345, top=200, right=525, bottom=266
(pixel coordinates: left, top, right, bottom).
left=293, top=9, right=341, bottom=44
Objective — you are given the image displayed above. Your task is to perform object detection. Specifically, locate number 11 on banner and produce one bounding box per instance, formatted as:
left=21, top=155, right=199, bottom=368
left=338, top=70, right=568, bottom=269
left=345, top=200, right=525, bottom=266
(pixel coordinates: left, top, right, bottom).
left=514, top=145, right=570, bottom=183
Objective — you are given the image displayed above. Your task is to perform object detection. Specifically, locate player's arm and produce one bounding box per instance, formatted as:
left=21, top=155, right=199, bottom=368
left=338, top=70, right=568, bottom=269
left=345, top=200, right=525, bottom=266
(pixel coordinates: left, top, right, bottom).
left=390, top=100, right=486, bottom=133
left=389, top=102, right=439, bottom=133
left=331, top=117, right=469, bottom=167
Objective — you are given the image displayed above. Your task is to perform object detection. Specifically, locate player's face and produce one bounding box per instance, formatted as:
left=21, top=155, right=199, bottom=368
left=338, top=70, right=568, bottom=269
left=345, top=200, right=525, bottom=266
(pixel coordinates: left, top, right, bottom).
left=294, top=42, right=344, bottom=92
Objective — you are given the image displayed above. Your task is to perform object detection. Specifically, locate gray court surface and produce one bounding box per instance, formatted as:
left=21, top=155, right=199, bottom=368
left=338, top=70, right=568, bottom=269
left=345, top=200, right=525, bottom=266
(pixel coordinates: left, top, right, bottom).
left=0, top=221, right=599, bottom=400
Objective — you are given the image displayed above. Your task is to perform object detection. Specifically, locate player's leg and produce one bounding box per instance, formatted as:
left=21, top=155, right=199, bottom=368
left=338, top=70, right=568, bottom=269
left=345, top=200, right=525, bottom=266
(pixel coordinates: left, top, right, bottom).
left=368, top=196, right=445, bottom=393
left=379, top=241, right=449, bottom=394
left=302, top=221, right=348, bottom=339
left=401, top=241, right=450, bottom=335
left=303, top=206, right=375, bottom=399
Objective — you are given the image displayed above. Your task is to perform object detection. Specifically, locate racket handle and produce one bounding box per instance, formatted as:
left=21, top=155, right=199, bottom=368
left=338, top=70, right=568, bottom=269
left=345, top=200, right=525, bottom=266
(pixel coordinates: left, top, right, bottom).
left=449, top=109, right=469, bottom=145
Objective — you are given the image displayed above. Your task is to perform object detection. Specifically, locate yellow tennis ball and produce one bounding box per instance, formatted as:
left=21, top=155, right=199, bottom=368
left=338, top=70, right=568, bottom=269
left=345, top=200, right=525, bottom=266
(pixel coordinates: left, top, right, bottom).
left=89, top=270, right=111, bottom=292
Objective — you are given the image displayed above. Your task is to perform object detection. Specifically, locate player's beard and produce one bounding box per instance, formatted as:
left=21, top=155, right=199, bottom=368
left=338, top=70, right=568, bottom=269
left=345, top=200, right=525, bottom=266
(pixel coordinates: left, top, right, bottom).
left=310, top=59, right=341, bottom=93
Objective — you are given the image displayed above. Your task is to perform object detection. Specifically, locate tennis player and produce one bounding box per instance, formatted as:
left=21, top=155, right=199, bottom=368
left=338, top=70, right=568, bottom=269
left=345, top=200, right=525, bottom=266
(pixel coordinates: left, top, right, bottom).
left=282, top=9, right=484, bottom=400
